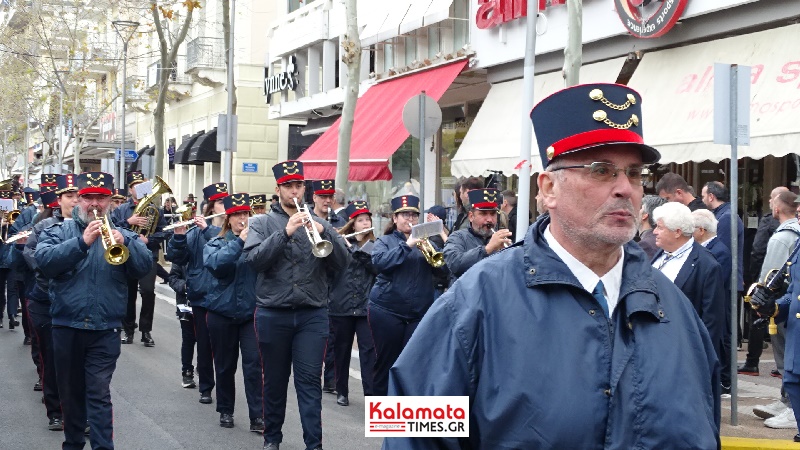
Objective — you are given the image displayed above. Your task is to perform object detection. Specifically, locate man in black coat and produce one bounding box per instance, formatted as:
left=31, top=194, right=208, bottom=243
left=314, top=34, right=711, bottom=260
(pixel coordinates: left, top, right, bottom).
left=652, top=201, right=726, bottom=363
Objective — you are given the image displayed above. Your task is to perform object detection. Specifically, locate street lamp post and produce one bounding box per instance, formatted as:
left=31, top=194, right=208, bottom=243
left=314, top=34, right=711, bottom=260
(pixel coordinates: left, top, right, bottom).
left=55, top=69, right=70, bottom=174
left=112, top=20, right=140, bottom=189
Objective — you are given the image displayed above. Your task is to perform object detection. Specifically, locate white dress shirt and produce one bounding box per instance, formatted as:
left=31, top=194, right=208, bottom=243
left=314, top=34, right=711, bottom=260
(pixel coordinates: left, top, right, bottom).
left=652, top=237, right=694, bottom=282
left=544, top=226, right=624, bottom=317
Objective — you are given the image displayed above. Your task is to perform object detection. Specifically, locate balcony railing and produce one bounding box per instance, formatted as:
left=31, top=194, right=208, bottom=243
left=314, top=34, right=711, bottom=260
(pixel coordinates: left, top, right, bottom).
left=125, top=76, right=148, bottom=100
left=147, top=56, right=191, bottom=88
left=187, top=37, right=225, bottom=71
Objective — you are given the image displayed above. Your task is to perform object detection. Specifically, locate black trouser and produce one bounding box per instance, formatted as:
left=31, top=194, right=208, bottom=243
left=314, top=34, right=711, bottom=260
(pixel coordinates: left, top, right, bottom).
left=323, top=321, right=335, bottom=386
left=0, top=267, right=17, bottom=320
left=156, top=263, right=169, bottom=281
left=330, top=315, right=375, bottom=397
left=17, top=278, right=30, bottom=338
left=52, top=327, right=120, bottom=450
left=123, top=261, right=156, bottom=334
left=179, top=314, right=196, bottom=373
left=256, top=307, right=327, bottom=449
left=27, top=297, right=42, bottom=378
left=745, top=300, right=765, bottom=367
left=368, top=304, right=420, bottom=396
left=206, top=311, right=262, bottom=419
left=191, top=304, right=215, bottom=394
left=29, top=300, right=61, bottom=420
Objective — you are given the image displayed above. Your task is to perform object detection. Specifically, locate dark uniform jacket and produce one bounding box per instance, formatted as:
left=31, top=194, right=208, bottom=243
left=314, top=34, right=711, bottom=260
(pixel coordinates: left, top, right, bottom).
left=653, top=242, right=726, bottom=360
left=168, top=262, right=188, bottom=305
left=111, top=198, right=168, bottom=260
left=384, top=217, right=721, bottom=449
left=167, top=224, right=221, bottom=307
left=10, top=204, right=38, bottom=283
left=204, top=231, right=257, bottom=322
left=310, top=207, right=347, bottom=229
left=713, top=202, right=744, bottom=291
left=328, top=238, right=376, bottom=316
left=370, top=230, right=446, bottom=320
left=443, top=226, right=491, bottom=280
left=749, top=213, right=779, bottom=284
left=22, top=210, right=64, bottom=305
left=34, top=214, right=152, bottom=330
left=10, top=204, right=38, bottom=235
left=243, top=202, right=348, bottom=309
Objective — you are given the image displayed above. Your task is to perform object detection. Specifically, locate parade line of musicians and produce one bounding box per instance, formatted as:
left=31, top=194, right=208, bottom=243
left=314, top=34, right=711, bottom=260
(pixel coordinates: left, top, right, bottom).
left=9, top=83, right=800, bottom=449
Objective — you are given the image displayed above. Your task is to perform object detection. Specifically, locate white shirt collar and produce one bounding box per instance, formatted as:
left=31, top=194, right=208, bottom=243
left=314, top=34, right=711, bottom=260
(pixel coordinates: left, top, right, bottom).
left=699, top=235, right=715, bottom=247
left=652, top=237, right=694, bottom=282
left=544, top=225, right=624, bottom=317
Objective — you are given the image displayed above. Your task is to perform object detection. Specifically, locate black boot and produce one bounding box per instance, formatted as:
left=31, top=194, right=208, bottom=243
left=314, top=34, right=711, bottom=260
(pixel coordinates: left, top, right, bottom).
left=141, top=332, right=155, bottom=347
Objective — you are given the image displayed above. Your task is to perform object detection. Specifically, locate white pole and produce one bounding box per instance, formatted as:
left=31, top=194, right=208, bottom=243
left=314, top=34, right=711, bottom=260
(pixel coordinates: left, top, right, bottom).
left=419, top=91, right=426, bottom=220
left=729, top=64, right=739, bottom=426
left=59, top=89, right=64, bottom=174
left=516, top=2, right=538, bottom=242
left=119, top=40, right=128, bottom=189
left=223, top=0, right=235, bottom=187
left=24, top=125, right=29, bottom=187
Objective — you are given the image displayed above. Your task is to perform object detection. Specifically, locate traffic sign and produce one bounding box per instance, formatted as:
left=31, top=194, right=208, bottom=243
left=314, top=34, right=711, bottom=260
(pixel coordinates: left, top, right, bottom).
left=402, top=93, right=442, bottom=139
left=115, top=149, right=139, bottom=163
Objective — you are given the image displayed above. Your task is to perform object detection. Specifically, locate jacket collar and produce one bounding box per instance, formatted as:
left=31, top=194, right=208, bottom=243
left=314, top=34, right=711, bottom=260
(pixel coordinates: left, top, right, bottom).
left=524, top=216, right=664, bottom=322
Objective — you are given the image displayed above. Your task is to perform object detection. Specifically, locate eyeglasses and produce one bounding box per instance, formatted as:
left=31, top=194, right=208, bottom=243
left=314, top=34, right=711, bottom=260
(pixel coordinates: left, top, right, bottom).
left=549, top=162, right=645, bottom=183
left=397, top=212, right=419, bottom=220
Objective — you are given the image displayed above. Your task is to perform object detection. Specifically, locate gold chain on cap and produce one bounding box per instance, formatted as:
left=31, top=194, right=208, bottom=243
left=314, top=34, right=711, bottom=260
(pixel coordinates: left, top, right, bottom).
left=589, top=89, right=636, bottom=110
left=593, top=110, right=640, bottom=130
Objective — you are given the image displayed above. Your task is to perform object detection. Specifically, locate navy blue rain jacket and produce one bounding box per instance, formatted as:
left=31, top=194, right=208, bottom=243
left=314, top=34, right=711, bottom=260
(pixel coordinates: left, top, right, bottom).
left=384, top=218, right=721, bottom=450
left=34, top=214, right=152, bottom=330
left=442, top=226, right=490, bottom=280
left=204, top=231, right=257, bottom=322
left=22, top=211, right=64, bottom=304
left=712, top=202, right=744, bottom=291
left=167, top=224, right=221, bottom=307
left=328, top=238, right=376, bottom=316
left=369, top=230, right=446, bottom=320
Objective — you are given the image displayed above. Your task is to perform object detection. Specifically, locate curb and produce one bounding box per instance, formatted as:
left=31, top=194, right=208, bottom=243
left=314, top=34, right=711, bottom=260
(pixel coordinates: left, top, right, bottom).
left=722, top=436, right=800, bottom=449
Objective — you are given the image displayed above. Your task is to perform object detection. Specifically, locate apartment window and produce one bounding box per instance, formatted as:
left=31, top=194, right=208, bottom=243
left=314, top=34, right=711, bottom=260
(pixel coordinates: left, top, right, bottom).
left=453, top=0, right=469, bottom=51
left=383, top=39, right=394, bottom=72
left=288, top=0, right=318, bottom=13
left=404, top=35, right=417, bottom=65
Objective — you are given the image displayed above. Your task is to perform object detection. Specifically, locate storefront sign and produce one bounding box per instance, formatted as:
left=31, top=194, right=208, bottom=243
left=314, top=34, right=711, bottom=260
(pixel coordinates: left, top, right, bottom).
left=476, top=0, right=566, bottom=30
left=614, top=0, right=689, bottom=38
left=264, top=55, right=298, bottom=102
left=242, top=162, right=258, bottom=173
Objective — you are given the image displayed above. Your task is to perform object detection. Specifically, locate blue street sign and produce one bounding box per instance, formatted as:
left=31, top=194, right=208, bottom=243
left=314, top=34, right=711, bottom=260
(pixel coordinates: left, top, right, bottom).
left=242, top=162, right=258, bottom=173
left=115, top=149, right=139, bottom=163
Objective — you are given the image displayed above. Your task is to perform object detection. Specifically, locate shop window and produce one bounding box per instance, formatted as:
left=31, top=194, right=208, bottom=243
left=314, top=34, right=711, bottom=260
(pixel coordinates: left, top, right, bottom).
left=288, top=124, right=319, bottom=161
left=383, top=39, right=395, bottom=72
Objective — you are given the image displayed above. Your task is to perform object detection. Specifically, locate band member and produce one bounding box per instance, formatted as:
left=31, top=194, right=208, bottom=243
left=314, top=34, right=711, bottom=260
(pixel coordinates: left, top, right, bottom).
left=111, top=171, right=166, bottom=347
left=34, top=172, right=151, bottom=450
left=369, top=194, right=447, bottom=396
left=21, top=174, right=80, bottom=430
left=250, top=194, right=268, bottom=215
left=383, top=84, right=720, bottom=449
left=168, top=182, right=228, bottom=404
left=110, top=188, right=127, bottom=211
left=310, top=180, right=347, bottom=229
left=244, top=161, right=348, bottom=450
left=203, top=193, right=264, bottom=432
left=167, top=260, right=197, bottom=389
left=0, top=189, right=18, bottom=330
left=443, top=188, right=511, bottom=281
left=329, top=201, right=377, bottom=406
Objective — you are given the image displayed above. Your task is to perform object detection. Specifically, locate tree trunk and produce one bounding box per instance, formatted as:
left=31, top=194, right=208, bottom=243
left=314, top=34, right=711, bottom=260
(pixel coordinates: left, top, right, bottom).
left=563, top=0, right=583, bottom=87
left=336, top=0, right=361, bottom=194
left=222, top=0, right=237, bottom=115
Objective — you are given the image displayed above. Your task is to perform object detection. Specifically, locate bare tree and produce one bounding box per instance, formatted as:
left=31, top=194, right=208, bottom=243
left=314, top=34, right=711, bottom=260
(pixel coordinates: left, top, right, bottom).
left=221, top=0, right=236, bottom=115
left=336, top=0, right=361, bottom=193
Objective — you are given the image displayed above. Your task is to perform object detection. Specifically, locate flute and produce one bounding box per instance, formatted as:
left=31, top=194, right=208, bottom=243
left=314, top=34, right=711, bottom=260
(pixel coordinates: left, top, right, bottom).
left=342, top=227, right=374, bottom=239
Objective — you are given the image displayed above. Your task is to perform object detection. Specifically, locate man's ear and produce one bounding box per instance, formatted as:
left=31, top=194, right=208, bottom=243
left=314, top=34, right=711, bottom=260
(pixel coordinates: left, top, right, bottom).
left=538, top=172, right=557, bottom=211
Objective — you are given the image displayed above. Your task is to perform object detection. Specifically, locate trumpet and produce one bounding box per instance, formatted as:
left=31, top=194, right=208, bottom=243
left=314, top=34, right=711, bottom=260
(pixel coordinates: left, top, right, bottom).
left=93, top=209, right=130, bottom=265
left=342, top=227, right=374, bottom=239
left=292, top=198, right=333, bottom=258
left=491, top=228, right=511, bottom=248
left=163, top=213, right=227, bottom=231
left=4, top=229, right=32, bottom=244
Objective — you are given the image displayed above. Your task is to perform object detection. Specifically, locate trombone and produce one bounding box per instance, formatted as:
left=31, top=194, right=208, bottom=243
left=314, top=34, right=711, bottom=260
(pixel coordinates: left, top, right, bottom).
left=163, top=213, right=227, bottom=231
left=292, top=198, right=333, bottom=258
left=92, top=209, right=130, bottom=265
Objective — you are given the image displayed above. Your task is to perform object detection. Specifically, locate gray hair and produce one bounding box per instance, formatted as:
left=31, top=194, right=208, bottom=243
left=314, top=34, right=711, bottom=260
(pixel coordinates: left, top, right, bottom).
left=641, top=195, right=667, bottom=228
left=652, top=202, right=694, bottom=237
left=691, top=209, right=717, bottom=234
left=334, top=188, right=345, bottom=205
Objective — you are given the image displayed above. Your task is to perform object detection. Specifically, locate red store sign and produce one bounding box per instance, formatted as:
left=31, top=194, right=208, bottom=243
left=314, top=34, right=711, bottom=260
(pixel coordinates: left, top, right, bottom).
left=475, top=0, right=688, bottom=39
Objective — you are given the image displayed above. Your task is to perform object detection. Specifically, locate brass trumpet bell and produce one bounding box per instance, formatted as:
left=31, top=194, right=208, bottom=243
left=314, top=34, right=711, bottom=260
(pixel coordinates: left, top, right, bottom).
left=416, top=238, right=445, bottom=268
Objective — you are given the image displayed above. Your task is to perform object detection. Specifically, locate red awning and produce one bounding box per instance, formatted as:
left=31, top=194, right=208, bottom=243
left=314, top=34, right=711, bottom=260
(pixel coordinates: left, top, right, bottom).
left=299, top=60, right=468, bottom=181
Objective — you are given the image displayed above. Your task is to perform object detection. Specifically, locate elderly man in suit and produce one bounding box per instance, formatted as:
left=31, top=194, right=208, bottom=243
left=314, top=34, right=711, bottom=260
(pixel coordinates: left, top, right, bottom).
left=653, top=202, right=726, bottom=366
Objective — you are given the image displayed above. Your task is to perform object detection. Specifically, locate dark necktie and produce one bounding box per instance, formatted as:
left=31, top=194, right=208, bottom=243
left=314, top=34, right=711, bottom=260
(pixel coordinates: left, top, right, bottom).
left=592, top=281, right=610, bottom=318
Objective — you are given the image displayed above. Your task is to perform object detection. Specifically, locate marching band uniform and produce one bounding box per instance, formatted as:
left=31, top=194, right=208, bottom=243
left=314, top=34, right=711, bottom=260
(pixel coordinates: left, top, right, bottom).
left=167, top=261, right=197, bottom=389
left=244, top=161, right=348, bottom=450
left=35, top=172, right=152, bottom=450
left=0, top=189, right=16, bottom=329
left=111, top=171, right=166, bottom=346
left=250, top=194, right=268, bottom=215
left=328, top=201, right=377, bottom=406
left=442, top=188, right=505, bottom=280
left=203, top=193, right=264, bottom=431
left=309, top=180, right=347, bottom=229
left=167, top=182, right=228, bottom=403
left=369, top=195, right=446, bottom=396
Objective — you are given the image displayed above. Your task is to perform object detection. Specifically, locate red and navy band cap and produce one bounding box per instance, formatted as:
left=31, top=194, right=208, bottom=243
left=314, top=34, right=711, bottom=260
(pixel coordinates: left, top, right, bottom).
left=467, top=188, right=500, bottom=210
left=203, top=182, right=229, bottom=202
left=391, top=195, right=420, bottom=214
left=272, top=161, right=304, bottom=185
left=345, top=201, right=371, bottom=219
left=41, top=173, right=58, bottom=187
left=223, top=193, right=252, bottom=215
left=55, top=174, right=79, bottom=195
left=311, top=179, right=335, bottom=196
left=77, top=172, right=114, bottom=196
left=41, top=190, right=59, bottom=208
left=530, top=83, right=660, bottom=169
